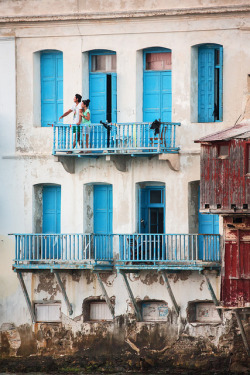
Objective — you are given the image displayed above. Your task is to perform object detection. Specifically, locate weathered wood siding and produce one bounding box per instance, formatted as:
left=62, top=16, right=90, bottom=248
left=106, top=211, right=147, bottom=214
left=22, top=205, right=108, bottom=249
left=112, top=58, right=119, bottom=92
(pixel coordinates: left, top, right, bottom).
left=221, top=216, right=250, bottom=307
left=200, top=140, right=250, bottom=212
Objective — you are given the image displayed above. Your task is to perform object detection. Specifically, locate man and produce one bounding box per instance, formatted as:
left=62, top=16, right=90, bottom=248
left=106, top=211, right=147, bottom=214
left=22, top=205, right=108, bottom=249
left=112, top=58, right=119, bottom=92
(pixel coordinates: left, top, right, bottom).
left=59, top=94, right=82, bottom=150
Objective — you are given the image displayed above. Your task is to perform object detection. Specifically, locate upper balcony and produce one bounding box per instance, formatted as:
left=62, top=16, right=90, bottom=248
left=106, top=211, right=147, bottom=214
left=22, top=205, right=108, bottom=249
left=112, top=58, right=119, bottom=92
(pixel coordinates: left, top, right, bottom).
left=12, top=233, right=221, bottom=272
left=52, top=122, right=181, bottom=156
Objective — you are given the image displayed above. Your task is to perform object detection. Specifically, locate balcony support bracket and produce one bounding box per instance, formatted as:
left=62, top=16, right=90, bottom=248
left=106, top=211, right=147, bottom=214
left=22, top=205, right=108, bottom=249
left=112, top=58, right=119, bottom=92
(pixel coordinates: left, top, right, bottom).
left=56, top=156, right=75, bottom=174
left=17, top=271, right=36, bottom=323
left=95, top=272, right=115, bottom=319
left=158, top=154, right=180, bottom=171
left=120, top=271, right=142, bottom=321
left=53, top=270, right=73, bottom=315
left=111, top=156, right=128, bottom=172
left=203, top=271, right=222, bottom=319
left=234, top=309, right=250, bottom=357
left=161, top=271, right=180, bottom=316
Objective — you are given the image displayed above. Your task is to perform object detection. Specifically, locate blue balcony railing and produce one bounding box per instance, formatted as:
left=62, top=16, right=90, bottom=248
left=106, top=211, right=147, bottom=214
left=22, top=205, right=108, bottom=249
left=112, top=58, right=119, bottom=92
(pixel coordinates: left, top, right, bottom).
left=52, top=122, right=181, bottom=156
left=12, top=233, right=220, bottom=270
left=13, top=234, right=113, bottom=269
left=117, top=234, right=221, bottom=269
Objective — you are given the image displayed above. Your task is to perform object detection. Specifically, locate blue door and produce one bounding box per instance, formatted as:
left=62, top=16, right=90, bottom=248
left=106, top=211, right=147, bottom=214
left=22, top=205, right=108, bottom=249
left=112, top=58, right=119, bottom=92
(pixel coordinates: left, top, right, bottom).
left=94, top=185, right=113, bottom=260
left=41, top=51, right=63, bottom=127
left=42, top=186, right=61, bottom=258
left=139, top=187, right=165, bottom=234
left=198, top=188, right=219, bottom=260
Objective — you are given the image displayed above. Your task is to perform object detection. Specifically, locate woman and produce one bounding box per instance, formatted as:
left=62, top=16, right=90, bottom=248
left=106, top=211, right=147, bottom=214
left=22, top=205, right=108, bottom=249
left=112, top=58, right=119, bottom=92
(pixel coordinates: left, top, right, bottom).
left=80, top=99, right=91, bottom=151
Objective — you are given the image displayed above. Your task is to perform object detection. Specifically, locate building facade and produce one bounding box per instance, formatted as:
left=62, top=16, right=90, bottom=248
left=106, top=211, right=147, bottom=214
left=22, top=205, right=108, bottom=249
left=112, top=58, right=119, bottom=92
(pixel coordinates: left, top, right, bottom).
left=0, top=0, right=249, bottom=369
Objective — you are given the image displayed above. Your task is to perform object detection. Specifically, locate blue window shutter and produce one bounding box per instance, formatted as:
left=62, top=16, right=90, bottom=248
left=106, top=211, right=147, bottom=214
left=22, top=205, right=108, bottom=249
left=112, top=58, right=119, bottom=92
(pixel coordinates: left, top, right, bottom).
left=56, top=54, right=63, bottom=125
left=89, top=73, right=107, bottom=123
left=41, top=51, right=63, bottom=127
left=111, top=74, right=117, bottom=122
left=42, top=186, right=61, bottom=233
left=160, top=71, right=172, bottom=122
left=143, top=72, right=161, bottom=122
left=94, top=185, right=113, bottom=234
left=198, top=47, right=215, bottom=122
left=139, top=188, right=148, bottom=233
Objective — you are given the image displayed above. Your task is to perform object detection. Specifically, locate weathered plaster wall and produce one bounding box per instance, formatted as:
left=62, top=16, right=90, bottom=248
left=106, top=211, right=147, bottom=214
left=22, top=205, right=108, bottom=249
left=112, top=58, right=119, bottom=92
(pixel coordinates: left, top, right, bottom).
left=0, top=0, right=249, bottom=18
left=8, top=12, right=250, bottom=155
left=0, top=0, right=249, bottom=365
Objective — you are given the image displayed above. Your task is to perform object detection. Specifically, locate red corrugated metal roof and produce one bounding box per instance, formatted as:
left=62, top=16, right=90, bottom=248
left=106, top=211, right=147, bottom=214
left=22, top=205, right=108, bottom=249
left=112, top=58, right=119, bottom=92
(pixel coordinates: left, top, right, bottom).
left=195, top=121, right=250, bottom=143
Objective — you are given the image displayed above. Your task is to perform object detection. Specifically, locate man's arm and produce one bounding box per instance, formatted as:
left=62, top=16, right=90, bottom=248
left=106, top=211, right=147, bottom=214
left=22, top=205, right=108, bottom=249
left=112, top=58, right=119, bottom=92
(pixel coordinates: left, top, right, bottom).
left=59, top=109, right=72, bottom=121
left=76, top=109, right=83, bottom=125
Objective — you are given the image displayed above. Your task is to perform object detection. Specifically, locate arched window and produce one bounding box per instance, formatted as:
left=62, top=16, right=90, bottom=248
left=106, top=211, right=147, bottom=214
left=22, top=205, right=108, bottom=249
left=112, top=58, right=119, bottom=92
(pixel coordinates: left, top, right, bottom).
left=143, top=47, right=172, bottom=122
left=89, top=50, right=117, bottom=123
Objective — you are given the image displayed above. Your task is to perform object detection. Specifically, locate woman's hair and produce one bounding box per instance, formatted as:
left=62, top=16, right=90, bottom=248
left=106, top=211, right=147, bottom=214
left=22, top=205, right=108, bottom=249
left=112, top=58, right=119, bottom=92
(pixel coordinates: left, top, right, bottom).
left=82, top=99, right=90, bottom=107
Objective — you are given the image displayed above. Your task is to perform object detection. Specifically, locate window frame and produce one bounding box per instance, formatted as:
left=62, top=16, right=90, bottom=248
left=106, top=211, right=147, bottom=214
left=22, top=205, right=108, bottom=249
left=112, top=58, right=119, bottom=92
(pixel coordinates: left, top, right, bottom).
left=217, top=142, right=229, bottom=159
left=89, top=50, right=116, bottom=74
left=34, top=302, right=62, bottom=323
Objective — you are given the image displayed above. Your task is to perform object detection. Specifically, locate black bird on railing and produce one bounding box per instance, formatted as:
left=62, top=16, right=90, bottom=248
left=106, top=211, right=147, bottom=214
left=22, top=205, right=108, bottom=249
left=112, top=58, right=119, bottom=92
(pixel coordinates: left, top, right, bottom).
left=100, top=120, right=112, bottom=148
left=150, top=119, right=162, bottom=136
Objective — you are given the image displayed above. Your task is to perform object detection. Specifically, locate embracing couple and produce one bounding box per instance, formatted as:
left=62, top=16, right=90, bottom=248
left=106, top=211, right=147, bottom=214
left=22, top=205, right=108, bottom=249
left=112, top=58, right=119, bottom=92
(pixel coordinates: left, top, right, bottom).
left=59, top=94, right=91, bottom=152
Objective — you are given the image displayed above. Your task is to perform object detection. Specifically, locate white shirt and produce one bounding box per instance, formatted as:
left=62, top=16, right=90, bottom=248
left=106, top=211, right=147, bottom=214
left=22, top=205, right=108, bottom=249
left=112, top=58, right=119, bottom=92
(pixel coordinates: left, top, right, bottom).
left=71, top=103, right=81, bottom=124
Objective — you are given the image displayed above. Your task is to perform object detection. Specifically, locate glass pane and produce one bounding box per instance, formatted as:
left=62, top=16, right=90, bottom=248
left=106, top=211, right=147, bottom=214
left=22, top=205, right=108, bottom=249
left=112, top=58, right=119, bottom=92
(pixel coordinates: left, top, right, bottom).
left=146, top=52, right=172, bottom=71
left=150, top=190, right=161, bottom=204
left=91, top=54, right=116, bottom=72
left=219, top=145, right=229, bottom=157
left=149, top=208, right=164, bottom=234
left=215, top=49, right=220, bottom=65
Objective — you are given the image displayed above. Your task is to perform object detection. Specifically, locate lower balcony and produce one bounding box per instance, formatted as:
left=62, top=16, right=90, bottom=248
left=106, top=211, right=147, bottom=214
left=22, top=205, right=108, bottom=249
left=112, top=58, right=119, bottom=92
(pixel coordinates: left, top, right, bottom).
left=12, top=233, right=221, bottom=271
left=52, top=122, right=181, bottom=156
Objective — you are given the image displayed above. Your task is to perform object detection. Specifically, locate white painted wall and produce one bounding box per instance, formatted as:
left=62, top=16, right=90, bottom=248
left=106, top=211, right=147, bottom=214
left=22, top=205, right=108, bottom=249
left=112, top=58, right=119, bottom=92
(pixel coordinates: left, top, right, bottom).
left=0, top=1, right=248, bottom=343
left=0, top=38, right=16, bottom=155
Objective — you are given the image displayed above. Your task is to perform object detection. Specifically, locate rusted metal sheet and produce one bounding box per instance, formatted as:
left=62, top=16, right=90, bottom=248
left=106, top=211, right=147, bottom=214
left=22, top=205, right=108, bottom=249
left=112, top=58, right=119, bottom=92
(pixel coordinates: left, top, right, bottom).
left=221, top=217, right=250, bottom=307
left=200, top=139, right=250, bottom=212
left=195, top=122, right=250, bottom=143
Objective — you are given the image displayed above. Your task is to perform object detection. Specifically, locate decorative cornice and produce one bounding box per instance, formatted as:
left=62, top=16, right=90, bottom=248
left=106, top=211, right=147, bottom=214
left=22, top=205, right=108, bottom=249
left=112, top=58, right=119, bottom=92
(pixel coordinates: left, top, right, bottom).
left=0, top=5, right=250, bottom=24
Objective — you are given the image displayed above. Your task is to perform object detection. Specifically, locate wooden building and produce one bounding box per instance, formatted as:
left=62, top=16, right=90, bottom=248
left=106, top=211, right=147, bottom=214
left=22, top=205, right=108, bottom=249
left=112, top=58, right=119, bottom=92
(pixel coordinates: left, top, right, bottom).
left=196, top=122, right=250, bottom=308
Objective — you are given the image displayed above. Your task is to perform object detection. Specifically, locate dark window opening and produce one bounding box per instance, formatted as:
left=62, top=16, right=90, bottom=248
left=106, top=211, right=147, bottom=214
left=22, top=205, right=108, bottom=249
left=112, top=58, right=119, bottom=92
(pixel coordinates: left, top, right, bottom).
left=150, top=190, right=162, bottom=204
left=149, top=207, right=164, bottom=234
left=205, top=204, right=210, bottom=209
left=231, top=204, right=236, bottom=210
left=107, top=74, right=112, bottom=123
left=214, top=66, right=220, bottom=121
left=243, top=204, right=248, bottom=209
left=246, top=145, right=250, bottom=173
left=233, top=217, right=243, bottom=224
left=217, top=204, right=221, bottom=209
